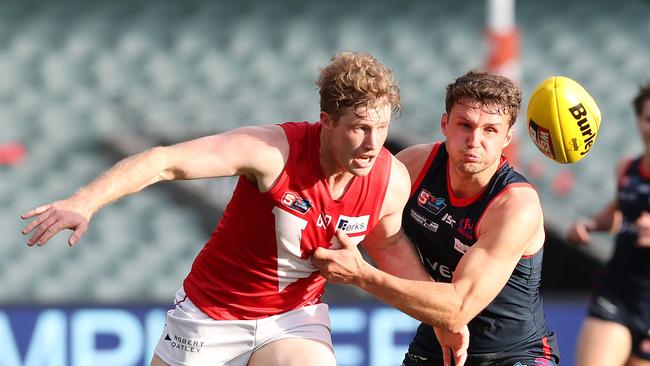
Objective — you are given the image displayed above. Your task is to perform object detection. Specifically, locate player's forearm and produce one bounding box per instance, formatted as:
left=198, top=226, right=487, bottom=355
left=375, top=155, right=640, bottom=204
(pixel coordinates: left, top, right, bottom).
left=597, top=214, right=621, bottom=233
left=357, top=265, right=466, bottom=332
left=365, top=237, right=471, bottom=331
left=73, top=147, right=173, bottom=215
left=367, top=235, right=432, bottom=281
left=585, top=203, right=620, bottom=233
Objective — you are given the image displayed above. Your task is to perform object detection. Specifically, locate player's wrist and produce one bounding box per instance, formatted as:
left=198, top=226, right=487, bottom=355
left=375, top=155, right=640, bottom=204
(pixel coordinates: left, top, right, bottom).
left=69, top=192, right=97, bottom=219
left=356, top=263, right=381, bottom=290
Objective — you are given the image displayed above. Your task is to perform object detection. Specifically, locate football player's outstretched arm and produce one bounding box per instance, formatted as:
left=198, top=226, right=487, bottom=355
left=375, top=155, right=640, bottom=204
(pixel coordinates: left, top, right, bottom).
left=314, top=186, right=542, bottom=332
left=21, top=125, right=288, bottom=247
left=567, top=160, right=626, bottom=245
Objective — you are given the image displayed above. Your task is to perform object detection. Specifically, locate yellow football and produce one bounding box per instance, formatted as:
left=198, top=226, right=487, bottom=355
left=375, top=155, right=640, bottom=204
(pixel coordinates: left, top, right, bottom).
left=526, top=76, right=601, bottom=164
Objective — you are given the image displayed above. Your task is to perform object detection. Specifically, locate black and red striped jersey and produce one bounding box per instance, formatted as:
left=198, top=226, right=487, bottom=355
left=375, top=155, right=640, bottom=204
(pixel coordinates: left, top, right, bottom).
left=403, top=141, right=554, bottom=354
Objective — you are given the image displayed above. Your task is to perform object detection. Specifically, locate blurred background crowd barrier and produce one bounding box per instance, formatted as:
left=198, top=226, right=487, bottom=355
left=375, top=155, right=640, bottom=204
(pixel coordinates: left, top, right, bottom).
left=2, top=0, right=649, bottom=364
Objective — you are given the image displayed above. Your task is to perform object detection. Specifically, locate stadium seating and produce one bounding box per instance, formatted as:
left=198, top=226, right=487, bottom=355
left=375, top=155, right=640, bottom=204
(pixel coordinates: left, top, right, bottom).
left=3, top=0, right=649, bottom=303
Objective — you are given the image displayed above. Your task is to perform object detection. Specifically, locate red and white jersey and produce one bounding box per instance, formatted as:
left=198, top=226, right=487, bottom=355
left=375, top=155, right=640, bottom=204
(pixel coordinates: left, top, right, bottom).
left=183, top=122, right=392, bottom=320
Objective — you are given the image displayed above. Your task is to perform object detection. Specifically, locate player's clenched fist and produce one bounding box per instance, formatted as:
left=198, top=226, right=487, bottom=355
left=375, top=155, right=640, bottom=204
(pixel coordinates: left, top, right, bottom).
left=313, top=230, right=368, bottom=286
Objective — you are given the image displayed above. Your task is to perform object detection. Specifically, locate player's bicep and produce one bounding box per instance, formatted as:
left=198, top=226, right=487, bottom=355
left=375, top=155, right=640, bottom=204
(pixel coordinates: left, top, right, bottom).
left=364, top=223, right=430, bottom=281
left=364, top=155, right=411, bottom=251
left=363, top=208, right=403, bottom=252
left=364, top=157, right=429, bottom=280
left=451, top=243, right=520, bottom=318
left=160, top=125, right=287, bottom=181
left=452, top=189, right=542, bottom=321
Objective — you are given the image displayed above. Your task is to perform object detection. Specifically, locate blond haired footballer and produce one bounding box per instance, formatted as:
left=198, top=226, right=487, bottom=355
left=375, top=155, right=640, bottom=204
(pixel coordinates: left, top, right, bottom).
left=21, top=52, right=442, bottom=366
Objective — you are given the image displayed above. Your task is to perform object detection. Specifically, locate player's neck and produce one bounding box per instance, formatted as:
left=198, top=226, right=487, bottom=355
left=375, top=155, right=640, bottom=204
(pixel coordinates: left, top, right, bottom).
left=322, top=172, right=355, bottom=200
left=319, top=135, right=356, bottom=200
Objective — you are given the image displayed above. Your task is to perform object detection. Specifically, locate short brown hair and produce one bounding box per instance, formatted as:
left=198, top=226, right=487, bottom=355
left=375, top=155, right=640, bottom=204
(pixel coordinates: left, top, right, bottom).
left=445, top=70, right=522, bottom=127
left=633, top=83, right=650, bottom=117
left=316, top=52, right=400, bottom=121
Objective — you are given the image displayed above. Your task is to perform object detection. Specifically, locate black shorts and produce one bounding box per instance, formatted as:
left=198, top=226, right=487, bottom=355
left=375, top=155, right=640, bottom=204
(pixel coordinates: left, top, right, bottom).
left=401, top=333, right=560, bottom=366
left=588, top=277, right=650, bottom=361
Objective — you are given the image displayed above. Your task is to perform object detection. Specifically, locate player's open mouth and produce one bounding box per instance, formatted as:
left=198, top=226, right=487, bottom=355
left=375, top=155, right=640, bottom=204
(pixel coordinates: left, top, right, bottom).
left=353, top=155, right=375, bottom=168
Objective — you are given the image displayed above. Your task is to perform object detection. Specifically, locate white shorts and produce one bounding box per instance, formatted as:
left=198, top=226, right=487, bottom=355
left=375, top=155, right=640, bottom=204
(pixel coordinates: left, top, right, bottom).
left=154, top=287, right=333, bottom=366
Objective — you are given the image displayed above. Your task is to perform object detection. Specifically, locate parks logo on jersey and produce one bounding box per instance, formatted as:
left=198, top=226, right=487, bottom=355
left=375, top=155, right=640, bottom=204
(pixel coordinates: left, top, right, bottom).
left=336, top=214, right=369, bottom=234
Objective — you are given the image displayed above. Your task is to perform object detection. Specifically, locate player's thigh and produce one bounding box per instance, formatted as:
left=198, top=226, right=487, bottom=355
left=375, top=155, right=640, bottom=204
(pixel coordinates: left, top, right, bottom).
left=576, top=317, right=632, bottom=366
left=150, top=354, right=170, bottom=366
left=248, top=338, right=336, bottom=366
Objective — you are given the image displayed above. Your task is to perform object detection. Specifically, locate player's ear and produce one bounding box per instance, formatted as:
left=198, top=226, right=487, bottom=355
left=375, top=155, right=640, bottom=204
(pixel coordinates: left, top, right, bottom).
left=321, top=112, right=335, bottom=129
left=503, top=126, right=514, bottom=148
left=440, top=113, right=449, bottom=136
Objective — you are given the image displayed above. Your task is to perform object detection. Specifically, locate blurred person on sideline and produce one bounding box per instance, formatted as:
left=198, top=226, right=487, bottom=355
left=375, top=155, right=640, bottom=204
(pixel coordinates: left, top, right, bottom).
left=314, top=71, right=560, bottom=366
left=567, top=83, right=650, bottom=366
left=20, top=52, right=427, bottom=366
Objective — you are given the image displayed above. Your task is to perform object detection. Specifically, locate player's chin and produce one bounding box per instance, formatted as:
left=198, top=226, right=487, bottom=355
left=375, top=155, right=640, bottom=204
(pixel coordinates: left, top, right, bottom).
left=458, top=161, right=485, bottom=174
left=347, top=163, right=374, bottom=176
left=348, top=157, right=375, bottom=176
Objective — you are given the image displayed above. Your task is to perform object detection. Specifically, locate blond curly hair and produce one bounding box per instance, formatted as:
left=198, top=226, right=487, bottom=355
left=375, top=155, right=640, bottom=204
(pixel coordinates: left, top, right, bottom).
left=316, top=52, right=400, bottom=122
